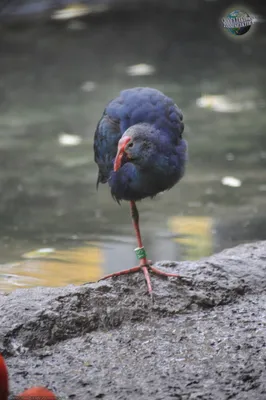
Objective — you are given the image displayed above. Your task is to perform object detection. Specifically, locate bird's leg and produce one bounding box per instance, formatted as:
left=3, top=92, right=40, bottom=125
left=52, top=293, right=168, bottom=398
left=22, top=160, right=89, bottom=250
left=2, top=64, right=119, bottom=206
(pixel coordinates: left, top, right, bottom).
left=129, top=201, right=153, bottom=294
left=130, top=201, right=181, bottom=295
left=99, top=201, right=145, bottom=283
left=99, top=201, right=181, bottom=297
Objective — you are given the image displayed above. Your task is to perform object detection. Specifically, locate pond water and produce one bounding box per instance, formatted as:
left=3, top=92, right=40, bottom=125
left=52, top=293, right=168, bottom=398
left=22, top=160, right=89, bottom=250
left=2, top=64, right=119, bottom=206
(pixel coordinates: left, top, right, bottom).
left=0, top=9, right=266, bottom=292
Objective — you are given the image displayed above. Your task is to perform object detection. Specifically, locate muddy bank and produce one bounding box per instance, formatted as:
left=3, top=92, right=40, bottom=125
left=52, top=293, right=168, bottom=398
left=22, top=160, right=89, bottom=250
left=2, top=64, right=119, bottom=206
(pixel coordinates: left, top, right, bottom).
left=1, top=241, right=266, bottom=399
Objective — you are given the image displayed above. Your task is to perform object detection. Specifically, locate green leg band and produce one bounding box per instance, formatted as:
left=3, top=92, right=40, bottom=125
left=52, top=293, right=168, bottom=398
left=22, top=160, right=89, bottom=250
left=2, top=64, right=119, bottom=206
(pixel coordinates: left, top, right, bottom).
left=134, top=247, right=147, bottom=260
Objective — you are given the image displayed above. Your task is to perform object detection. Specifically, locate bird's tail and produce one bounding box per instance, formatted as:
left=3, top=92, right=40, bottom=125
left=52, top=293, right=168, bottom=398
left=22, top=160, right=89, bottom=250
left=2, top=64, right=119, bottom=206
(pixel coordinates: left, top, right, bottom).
left=96, top=170, right=108, bottom=189
left=96, top=173, right=101, bottom=190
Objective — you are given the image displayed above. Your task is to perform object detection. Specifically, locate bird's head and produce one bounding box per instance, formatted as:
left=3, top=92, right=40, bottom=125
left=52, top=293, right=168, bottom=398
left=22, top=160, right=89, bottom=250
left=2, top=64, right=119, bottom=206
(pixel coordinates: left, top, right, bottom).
left=114, top=124, right=156, bottom=171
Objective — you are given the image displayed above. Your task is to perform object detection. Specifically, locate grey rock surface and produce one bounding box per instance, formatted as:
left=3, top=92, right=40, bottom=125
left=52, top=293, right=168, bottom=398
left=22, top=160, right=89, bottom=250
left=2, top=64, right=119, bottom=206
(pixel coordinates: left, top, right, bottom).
left=1, top=241, right=266, bottom=399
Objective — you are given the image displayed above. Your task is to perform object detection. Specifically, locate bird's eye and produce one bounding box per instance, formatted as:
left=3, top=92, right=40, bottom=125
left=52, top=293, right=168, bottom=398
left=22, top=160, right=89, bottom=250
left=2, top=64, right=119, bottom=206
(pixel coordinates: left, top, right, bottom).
left=128, top=142, right=133, bottom=148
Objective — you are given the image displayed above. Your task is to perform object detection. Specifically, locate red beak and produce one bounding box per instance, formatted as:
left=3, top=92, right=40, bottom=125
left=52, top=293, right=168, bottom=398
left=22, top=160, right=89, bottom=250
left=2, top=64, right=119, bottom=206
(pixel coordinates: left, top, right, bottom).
left=114, top=136, right=131, bottom=171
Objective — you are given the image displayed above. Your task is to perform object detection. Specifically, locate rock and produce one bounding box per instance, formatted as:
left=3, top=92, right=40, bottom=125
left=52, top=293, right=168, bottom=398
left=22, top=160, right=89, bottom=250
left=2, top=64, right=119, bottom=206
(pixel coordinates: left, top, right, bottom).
left=1, top=241, right=266, bottom=399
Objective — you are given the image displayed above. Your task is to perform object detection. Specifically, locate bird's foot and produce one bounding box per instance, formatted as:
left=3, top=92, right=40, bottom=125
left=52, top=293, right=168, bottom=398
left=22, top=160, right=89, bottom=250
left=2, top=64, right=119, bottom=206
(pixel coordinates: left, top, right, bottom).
left=99, top=258, right=181, bottom=299
left=143, top=264, right=181, bottom=299
left=99, top=261, right=153, bottom=298
left=99, top=260, right=152, bottom=280
left=99, top=264, right=145, bottom=280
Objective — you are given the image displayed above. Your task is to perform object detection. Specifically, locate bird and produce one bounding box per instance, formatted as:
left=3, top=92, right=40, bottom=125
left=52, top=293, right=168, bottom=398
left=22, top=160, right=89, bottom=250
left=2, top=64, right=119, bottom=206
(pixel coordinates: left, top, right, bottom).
left=94, top=87, right=187, bottom=297
left=0, top=353, right=56, bottom=400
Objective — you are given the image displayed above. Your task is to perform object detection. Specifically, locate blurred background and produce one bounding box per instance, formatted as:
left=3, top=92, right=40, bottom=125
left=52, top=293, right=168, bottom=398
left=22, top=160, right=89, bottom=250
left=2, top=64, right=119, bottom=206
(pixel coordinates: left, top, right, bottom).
left=0, top=0, right=266, bottom=292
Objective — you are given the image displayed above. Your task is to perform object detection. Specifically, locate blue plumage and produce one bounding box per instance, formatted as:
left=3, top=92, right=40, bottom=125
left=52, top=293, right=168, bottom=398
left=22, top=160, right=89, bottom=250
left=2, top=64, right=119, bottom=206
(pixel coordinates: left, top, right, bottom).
left=94, top=87, right=187, bottom=202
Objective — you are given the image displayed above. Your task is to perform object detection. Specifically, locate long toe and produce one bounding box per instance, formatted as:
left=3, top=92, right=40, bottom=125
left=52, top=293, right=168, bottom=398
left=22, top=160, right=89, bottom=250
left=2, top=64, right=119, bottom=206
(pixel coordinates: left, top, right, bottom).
left=99, top=265, right=142, bottom=281
left=150, top=266, right=181, bottom=278
left=141, top=265, right=153, bottom=296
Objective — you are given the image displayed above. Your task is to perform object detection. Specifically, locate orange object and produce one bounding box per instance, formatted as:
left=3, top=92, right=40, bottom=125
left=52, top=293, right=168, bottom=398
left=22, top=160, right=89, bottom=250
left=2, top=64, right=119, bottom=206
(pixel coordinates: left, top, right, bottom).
left=0, top=354, right=8, bottom=400
left=16, top=386, right=56, bottom=399
left=0, top=354, right=56, bottom=400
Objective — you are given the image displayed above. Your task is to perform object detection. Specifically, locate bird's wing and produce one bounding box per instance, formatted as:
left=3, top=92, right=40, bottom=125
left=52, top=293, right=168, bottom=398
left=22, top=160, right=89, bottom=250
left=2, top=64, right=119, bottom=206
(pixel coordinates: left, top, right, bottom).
left=93, top=109, right=122, bottom=187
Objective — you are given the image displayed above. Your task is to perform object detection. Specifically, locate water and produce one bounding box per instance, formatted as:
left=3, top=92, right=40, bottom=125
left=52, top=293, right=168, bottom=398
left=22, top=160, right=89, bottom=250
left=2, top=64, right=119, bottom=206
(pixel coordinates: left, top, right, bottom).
left=0, top=9, right=266, bottom=292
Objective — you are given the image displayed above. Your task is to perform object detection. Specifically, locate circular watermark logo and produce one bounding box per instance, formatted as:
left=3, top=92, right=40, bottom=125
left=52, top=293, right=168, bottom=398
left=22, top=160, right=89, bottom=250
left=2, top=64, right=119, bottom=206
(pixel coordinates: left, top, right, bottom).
left=221, top=8, right=257, bottom=38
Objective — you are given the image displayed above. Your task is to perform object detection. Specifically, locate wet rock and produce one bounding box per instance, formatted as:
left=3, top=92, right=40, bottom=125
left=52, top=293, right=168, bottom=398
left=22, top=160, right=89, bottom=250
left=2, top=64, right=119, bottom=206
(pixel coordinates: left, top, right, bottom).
left=1, top=241, right=266, bottom=399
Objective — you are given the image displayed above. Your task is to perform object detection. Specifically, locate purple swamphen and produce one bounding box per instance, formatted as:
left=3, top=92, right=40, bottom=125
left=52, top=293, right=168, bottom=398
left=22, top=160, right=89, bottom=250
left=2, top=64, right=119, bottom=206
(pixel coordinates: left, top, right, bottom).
left=94, top=87, right=187, bottom=297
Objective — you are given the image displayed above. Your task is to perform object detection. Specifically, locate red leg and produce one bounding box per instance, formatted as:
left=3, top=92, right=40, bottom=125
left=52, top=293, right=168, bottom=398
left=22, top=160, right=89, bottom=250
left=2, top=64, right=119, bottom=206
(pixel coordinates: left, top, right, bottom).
left=129, top=201, right=154, bottom=295
left=99, top=201, right=181, bottom=296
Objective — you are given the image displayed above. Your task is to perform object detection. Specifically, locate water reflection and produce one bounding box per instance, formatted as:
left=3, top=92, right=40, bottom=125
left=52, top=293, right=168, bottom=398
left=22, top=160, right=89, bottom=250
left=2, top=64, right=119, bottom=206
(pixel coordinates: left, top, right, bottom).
left=0, top=9, right=266, bottom=292
left=0, top=242, right=104, bottom=292
left=169, top=216, right=213, bottom=260
left=2, top=211, right=266, bottom=292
